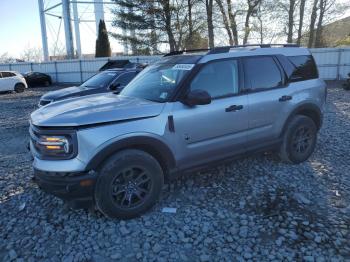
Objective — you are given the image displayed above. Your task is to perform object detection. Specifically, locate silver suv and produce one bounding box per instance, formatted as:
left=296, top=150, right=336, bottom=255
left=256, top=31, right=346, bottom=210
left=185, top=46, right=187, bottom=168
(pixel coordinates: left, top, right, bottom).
left=30, top=44, right=326, bottom=219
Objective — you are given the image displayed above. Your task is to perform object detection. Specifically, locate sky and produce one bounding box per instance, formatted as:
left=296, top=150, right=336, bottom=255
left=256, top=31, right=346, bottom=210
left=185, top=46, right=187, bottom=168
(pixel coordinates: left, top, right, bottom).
left=0, top=0, right=349, bottom=59
left=0, top=0, right=122, bottom=58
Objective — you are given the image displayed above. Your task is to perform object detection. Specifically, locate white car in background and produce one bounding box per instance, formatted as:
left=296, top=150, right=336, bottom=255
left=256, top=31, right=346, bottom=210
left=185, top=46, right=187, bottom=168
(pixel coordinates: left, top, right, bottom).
left=0, top=71, right=28, bottom=93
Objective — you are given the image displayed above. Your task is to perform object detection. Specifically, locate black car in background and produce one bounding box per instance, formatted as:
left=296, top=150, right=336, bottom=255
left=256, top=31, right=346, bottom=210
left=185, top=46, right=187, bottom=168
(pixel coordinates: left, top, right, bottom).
left=38, top=68, right=141, bottom=107
left=23, top=72, right=52, bottom=87
left=98, top=59, right=147, bottom=71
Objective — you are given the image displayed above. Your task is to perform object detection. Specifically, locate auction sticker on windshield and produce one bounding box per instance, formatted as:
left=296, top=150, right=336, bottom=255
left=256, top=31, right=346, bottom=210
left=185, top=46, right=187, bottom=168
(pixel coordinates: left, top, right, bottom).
left=172, top=64, right=195, bottom=70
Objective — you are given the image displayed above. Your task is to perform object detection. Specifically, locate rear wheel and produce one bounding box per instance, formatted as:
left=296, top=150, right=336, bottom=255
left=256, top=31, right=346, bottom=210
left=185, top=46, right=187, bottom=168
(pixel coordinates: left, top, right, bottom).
left=14, top=83, right=25, bottom=93
left=279, top=115, right=317, bottom=164
left=95, top=149, right=164, bottom=219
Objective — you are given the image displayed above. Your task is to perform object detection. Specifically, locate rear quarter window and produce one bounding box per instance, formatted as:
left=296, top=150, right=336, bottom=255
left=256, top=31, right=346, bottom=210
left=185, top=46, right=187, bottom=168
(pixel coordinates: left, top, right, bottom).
left=288, top=55, right=319, bottom=81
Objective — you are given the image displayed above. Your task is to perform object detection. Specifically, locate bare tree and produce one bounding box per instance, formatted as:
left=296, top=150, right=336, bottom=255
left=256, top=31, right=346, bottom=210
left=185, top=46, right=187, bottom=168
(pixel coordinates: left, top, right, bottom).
left=0, top=52, right=11, bottom=63
left=187, top=0, right=194, bottom=47
left=308, top=0, right=319, bottom=48
left=227, top=0, right=239, bottom=45
left=216, top=0, right=239, bottom=45
left=315, top=0, right=336, bottom=47
left=286, top=0, right=297, bottom=43
left=205, top=0, right=215, bottom=48
left=20, top=45, right=43, bottom=62
left=243, top=0, right=262, bottom=44
left=296, top=0, right=306, bottom=45
left=216, top=0, right=234, bottom=45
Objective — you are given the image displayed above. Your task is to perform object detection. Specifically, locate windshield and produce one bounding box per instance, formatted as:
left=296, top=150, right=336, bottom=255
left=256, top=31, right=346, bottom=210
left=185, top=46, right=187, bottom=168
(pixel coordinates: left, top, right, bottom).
left=120, top=63, right=193, bottom=102
left=81, top=71, right=120, bottom=88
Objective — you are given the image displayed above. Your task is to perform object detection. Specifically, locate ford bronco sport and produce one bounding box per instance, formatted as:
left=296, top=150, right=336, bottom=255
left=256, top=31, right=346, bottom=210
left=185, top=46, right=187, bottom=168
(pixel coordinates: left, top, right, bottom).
left=30, top=44, right=326, bottom=219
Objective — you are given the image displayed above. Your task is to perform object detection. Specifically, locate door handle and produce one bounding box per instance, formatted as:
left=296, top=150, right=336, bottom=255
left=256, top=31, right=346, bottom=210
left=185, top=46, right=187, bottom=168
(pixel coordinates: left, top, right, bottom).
left=279, top=95, right=292, bottom=102
left=225, top=105, right=243, bottom=112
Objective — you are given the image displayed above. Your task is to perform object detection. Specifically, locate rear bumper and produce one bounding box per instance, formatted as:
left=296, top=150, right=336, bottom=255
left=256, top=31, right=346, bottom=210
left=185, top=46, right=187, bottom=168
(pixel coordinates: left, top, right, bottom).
left=34, top=168, right=96, bottom=209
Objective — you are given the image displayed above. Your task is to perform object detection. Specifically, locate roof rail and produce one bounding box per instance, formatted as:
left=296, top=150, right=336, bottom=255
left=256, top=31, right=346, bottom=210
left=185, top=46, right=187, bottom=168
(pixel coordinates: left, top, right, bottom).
left=164, top=43, right=300, bottom=57
left=208, top=43, right=299, bottom=54
left=163, top=48, right=209, bottom=57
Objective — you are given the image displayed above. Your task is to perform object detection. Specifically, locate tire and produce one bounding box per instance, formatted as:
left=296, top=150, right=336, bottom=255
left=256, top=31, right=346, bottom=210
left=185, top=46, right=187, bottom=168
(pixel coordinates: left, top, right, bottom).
left=14, top=83, right=25, bottom=93
left=95, top=149, right=164, bottom=219
left=279, top=115, right=317, bottom=164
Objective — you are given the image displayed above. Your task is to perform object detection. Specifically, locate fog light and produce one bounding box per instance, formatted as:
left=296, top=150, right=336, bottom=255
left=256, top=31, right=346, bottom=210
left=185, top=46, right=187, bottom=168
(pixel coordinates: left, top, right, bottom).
left=80, top=180, right=94, bottom=187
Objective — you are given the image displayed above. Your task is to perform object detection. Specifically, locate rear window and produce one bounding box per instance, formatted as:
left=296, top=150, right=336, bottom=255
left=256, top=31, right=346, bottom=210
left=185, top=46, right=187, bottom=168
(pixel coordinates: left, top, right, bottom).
left=288, top=55, right=318, bottom=81
left=243, top=56, right=283, bottom=90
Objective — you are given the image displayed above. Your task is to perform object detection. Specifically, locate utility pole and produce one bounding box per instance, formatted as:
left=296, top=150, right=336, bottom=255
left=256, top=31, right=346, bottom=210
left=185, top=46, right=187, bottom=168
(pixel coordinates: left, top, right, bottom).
left=38, top=0, right=49, bottom=61
left=72, top=0, right=82, bottom=58
left=62, top=0, right=75, bottom=59
left=94, top=0, right=105, bottom=34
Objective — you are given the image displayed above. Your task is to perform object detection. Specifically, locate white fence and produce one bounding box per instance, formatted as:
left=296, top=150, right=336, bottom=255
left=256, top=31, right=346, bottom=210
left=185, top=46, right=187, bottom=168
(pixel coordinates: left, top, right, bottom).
left=311, top=48, right=350, bottom=80
left=0, top=48, right=349, bottom=84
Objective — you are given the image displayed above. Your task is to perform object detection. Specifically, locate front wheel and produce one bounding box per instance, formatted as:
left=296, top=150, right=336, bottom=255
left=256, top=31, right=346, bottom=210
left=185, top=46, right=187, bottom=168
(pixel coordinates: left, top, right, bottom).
left=95, top=149, right=164, bottom=219
left=14, top=83, right=25, bottom=93
left=279, top=115, right=317, bottom=164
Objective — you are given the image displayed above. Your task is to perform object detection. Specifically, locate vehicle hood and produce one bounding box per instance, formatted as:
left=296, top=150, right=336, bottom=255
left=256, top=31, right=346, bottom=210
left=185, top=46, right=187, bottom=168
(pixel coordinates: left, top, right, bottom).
left=31, top=93, right=165, bottom=127
left=41, top=86, right=86, bottom=101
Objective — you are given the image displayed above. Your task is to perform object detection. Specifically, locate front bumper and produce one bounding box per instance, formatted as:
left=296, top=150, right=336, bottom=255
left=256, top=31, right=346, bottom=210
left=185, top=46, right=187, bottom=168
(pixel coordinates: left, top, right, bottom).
left=34, top=168, right=97, bottom=209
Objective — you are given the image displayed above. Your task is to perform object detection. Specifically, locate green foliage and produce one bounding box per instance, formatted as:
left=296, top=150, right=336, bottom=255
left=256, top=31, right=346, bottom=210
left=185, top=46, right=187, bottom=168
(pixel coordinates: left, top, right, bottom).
left=95, top=20, right=112, bottom=57
left=111, top=0, right=208, bottom=54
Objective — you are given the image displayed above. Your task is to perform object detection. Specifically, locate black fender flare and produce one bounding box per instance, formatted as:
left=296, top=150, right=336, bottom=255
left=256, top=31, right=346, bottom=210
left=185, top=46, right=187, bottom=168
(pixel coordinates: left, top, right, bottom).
left=281, top=103, right=323, bottom=137
left=85, top=136, right=176, bottom=173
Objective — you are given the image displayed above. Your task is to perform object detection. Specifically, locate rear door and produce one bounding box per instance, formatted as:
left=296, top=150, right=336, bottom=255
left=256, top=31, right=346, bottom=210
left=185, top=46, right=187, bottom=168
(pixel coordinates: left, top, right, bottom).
left=171, top=59, right=249, bottom=169
left=244, top=56, right=293, bottom=145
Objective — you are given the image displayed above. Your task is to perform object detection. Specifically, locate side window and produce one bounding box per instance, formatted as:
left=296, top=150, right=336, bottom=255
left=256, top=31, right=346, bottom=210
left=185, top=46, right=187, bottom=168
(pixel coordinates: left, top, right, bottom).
left=244, top=56, right=282, bottom=90
left=288, top=55, right=319, bottom=81
left=116, top=72, right=136, bottom=86
left=190, top=60, right=239, bottom=98
left=1, top=72, right=9, bottom=78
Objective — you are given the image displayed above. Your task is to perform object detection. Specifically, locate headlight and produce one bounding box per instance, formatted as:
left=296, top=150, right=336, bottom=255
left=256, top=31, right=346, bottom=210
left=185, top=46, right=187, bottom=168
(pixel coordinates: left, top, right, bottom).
left=30, top=125, right=77, bottom=159
left=38, top=136, right=70, bottom=155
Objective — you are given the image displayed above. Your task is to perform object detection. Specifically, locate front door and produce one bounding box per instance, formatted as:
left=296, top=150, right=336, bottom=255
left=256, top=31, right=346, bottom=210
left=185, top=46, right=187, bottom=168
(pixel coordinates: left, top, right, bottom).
left=171, top=59, right=249, bottom=169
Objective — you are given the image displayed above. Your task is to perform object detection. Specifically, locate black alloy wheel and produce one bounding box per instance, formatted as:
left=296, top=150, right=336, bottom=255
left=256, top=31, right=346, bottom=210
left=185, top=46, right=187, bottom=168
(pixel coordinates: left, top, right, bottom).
left=291, top=125, right=313, bottom=154
left=110, top=167, right=152, bottom=209
left=279, top=115, right=317, bottom=164
left=95, top=149, right=164, bottom=219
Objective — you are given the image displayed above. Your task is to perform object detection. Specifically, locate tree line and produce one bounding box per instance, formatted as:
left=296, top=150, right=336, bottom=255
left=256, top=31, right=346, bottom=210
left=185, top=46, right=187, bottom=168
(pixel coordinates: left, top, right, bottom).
left=111, top=0, right=347, bottom=54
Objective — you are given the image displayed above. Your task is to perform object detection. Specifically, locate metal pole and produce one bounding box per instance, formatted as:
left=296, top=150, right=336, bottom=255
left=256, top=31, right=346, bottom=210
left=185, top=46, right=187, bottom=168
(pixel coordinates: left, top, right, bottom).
left=94, top=0, right=105, bottom=34
left=38, top=0, right=49, bottom=61
left=62, top=0, right=75, bottom=59
left=72, top=0, right=82, bottom=58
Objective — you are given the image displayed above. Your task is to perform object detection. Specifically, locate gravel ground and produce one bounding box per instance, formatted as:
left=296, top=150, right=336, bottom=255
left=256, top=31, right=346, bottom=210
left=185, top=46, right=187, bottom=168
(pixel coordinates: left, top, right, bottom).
left=0, top=83, right=349, bottom=262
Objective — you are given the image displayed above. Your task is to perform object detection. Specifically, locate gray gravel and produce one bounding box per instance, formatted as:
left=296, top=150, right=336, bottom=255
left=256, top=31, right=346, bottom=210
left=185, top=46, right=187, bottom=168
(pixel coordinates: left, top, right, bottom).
left=0, top=82, right=349, bottom=261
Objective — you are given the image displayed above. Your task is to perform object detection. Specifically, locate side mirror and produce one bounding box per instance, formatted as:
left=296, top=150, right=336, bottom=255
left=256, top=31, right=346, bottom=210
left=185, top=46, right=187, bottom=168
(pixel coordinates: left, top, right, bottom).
left=109, top=82, right=121, bottom=90
left=183, top=89, right=211, bottom=107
